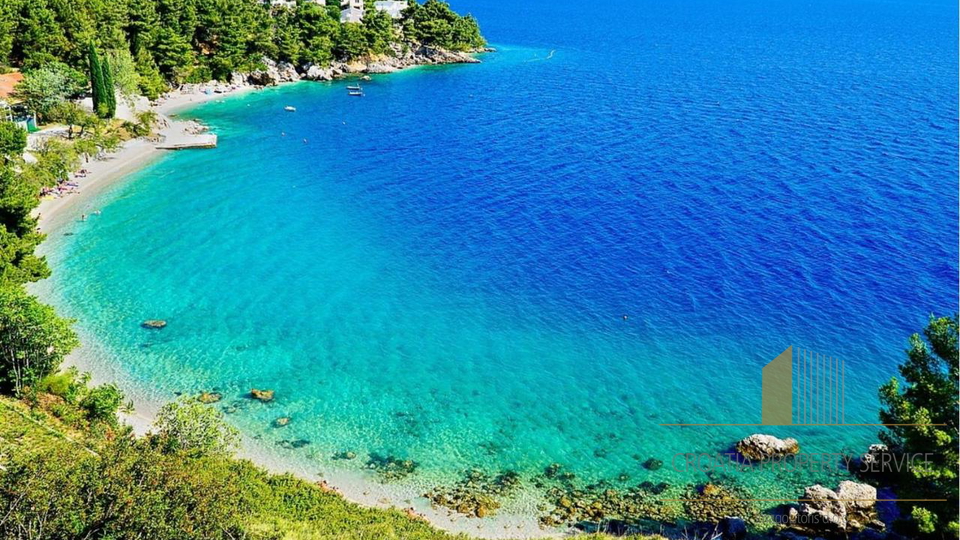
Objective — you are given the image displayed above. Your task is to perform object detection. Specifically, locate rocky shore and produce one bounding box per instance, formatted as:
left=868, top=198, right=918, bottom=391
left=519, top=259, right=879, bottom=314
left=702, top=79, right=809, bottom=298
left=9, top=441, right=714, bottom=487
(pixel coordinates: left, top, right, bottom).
left=193, top=44, right=492, bottom=91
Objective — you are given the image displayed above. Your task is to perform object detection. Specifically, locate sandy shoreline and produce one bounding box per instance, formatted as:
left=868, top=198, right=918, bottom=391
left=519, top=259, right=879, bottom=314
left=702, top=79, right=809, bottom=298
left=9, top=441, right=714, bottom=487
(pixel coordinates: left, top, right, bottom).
left=35, top=84, right=258, bottom=232
left=32, top=81, right=557, bottom=540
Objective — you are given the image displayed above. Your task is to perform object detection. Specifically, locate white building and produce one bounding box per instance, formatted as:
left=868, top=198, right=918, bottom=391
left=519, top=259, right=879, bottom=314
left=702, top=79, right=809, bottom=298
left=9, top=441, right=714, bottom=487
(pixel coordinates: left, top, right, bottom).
left=340, top=0, right=364, bottom=23
left=374, top=1, right=408, bottom=19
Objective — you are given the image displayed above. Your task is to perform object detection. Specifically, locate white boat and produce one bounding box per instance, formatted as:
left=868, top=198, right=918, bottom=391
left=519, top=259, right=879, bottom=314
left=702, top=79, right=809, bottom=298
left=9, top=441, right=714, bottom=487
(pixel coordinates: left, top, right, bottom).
left=284, top=106, right=296, bottom=112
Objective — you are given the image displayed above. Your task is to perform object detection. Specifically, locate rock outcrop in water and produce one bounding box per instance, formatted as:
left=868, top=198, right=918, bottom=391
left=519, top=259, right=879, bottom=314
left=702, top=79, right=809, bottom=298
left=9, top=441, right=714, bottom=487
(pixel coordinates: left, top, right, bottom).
left=735, top=434, right=800, bottom=461
left=787, top=481, right=880, bottom=535
left=141, top=319, right=167, bottom=329
left=250, top=388, right=274, bottom=402
left=424, top=469, right=521, bottom=518
left=197, top=392, right=222, bottom=404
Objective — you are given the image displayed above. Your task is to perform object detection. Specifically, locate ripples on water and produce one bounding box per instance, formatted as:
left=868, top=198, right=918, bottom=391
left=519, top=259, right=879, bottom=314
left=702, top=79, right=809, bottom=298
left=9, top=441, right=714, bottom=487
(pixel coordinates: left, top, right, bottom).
left=37, top=0, right=958, bottom=523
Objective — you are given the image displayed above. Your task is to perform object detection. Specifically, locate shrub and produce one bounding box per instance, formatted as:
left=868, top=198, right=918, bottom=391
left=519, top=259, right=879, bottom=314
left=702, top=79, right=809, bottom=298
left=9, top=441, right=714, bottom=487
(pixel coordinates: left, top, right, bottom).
left=37, top=367, right=88, bottom=403
left=79, top=383, right=126, bottom=426
left=153, top=397, right=240, bottom=457
left=0, top=285, right=79, bottom=394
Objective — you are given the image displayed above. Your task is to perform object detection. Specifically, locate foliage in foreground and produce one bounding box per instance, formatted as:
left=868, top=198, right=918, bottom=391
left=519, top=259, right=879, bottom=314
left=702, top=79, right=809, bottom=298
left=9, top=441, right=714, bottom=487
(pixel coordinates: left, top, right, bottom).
left=879, top=314, right=959, bottom=538
left=0, top=286, right=78, bottom=394
left=0, top=392, right=671, bottom=540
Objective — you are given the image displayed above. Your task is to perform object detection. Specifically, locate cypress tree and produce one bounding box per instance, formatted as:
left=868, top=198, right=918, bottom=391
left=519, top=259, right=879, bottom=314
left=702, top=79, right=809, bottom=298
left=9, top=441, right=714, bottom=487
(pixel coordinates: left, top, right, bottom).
left=101, top=54, right=117, bottom=118
left=88, top=43, right=108, bottom=118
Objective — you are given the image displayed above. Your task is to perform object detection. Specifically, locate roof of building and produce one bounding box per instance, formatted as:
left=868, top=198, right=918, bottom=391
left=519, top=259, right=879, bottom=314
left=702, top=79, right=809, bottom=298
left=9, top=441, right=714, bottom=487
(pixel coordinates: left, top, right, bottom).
left=0, top=72, right=24, bottom=100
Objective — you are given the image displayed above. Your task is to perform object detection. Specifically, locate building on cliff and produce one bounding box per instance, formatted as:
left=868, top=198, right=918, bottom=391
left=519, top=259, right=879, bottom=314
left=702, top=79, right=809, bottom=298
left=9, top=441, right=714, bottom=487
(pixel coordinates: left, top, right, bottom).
left=340, top=0, right=364, bottom=23
left=374, top=1, right=408, bottom=18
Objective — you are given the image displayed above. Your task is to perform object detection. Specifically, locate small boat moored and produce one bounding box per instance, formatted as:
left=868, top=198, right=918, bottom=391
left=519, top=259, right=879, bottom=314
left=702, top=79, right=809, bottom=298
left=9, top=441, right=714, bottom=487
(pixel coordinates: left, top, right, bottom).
left=284, top=106, right=296, bottom=112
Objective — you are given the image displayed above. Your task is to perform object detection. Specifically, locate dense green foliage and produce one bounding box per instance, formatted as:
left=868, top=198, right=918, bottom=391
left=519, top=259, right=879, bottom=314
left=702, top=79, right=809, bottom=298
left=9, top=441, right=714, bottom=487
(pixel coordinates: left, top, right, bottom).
left=0, top=393, right=668, bottom=540
left=403, top=0, right=485, bottom=51
left=879, top=315, right=959, bottom=538
left=36, top=367, right=129, bottom=430
left=0, top=285, right=79, bottom=394
left=154, top=396, right=240, bottom=457
left=0, top=395, right=468, bottom=540
left=0, top=120, right=82, bottom=396
left=88, top=43, right=115, bottom=118
left=1, top=0, right=485, bottom=92
left=0, top=122, right=51, bottom=284
left=9, top=62, right=87, bottom=121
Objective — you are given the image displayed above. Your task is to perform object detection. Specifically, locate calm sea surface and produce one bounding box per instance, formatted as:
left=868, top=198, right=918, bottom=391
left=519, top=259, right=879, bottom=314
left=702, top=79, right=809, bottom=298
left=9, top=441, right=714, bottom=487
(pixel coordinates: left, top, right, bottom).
left=37, top=0, right=958, bottom=519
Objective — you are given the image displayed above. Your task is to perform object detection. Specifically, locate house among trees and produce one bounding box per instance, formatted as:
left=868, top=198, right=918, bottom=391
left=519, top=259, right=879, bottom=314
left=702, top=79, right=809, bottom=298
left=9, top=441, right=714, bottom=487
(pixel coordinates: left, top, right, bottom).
left=263, top=0, right=323, bottom=8
left=374, top=1, right=408, bottom=19
left=0, top=72, right=36, bottom=132
left=340, top=0, right=364, bottom=23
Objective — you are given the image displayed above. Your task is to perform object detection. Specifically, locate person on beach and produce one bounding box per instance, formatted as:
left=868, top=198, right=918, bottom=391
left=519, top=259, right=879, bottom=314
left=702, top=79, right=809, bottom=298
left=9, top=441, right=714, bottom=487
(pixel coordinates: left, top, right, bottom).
left=80, top=214, right=86, bottom=221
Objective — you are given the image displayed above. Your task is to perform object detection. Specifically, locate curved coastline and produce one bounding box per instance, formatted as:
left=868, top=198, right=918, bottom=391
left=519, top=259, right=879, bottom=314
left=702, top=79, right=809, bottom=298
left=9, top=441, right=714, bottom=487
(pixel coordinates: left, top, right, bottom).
left=28, top=44, right=911, bottom=539
left=31, top=80, right=560, bottom=540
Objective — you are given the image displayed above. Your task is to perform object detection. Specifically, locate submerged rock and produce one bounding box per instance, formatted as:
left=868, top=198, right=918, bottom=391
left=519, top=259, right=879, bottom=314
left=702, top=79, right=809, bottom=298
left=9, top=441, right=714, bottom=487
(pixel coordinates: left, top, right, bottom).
left=197, top=392, right=222, bottom=404
left=250, top=388, right=274, bottom=402
left=277, top=438, right=310, bottom=449
left=141, top=319, right=167, bottom=329
left=683, top=483, right=760, bottom=524
left=643, top=457, right=664, bottom=471
left=424, top=469, right=522, bottom=518
left=366, top=453, right=419, bottom=482
left=735, top=434, right=799, bottom=461
left=273, top=416, right=291, bottom=427
left=333, top=450, right=357, bottom=460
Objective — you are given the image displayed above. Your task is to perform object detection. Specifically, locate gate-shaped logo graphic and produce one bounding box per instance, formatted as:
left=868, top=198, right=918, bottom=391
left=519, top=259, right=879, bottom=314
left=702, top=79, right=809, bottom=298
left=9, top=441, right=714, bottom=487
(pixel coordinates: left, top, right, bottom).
left=762, top=346, right=844, bottom=426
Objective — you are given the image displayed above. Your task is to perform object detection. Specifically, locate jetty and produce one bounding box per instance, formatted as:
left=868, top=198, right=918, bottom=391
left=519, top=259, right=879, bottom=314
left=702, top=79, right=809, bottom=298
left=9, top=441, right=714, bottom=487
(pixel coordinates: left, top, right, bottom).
left=156, top=133, right=217, bottom=150
left=155, top=118, right=218, bottom=149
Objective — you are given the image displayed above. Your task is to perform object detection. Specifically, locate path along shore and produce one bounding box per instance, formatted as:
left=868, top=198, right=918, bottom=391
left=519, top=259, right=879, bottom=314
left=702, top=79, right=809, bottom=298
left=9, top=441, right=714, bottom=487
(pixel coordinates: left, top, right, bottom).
left=34, top=84, right=255, bottom=232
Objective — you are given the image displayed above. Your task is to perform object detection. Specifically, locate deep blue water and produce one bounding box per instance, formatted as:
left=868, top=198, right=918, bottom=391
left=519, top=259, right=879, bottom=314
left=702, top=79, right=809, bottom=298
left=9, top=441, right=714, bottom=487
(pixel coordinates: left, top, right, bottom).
left=38, top=0, right=958, bottom=520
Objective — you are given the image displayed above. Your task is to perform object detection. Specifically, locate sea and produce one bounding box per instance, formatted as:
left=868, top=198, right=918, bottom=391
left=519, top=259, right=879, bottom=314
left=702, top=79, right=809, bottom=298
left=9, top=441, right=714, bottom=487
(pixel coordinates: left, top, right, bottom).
left=35, top=0, right=959, bottom=533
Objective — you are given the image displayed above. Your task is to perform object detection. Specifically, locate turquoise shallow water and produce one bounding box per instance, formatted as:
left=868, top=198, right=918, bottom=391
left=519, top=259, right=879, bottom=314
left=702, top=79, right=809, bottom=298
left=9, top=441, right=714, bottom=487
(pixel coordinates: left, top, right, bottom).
left=36, top=0, right=957, bottom=523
